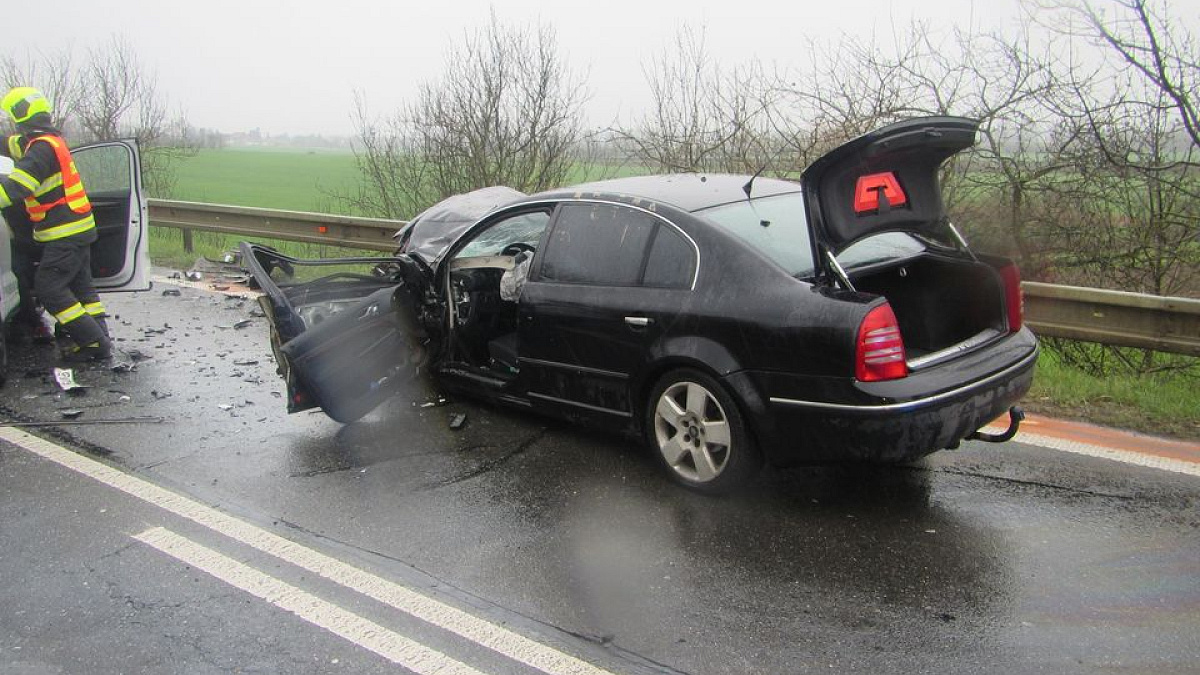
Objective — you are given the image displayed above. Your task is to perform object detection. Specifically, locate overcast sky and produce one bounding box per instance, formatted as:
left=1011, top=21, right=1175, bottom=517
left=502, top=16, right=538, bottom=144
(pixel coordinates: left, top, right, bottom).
left=6, top=0, right=1052, bottom=136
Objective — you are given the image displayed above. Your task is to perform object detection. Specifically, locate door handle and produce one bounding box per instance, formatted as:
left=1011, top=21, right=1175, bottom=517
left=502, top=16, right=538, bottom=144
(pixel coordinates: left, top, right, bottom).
left=624, top=316, right=652, bottom=327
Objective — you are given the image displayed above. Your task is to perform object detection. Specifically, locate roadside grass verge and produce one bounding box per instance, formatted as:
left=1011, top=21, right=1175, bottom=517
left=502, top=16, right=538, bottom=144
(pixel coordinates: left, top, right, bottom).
left=1024, top=348, right=1200, bottom=441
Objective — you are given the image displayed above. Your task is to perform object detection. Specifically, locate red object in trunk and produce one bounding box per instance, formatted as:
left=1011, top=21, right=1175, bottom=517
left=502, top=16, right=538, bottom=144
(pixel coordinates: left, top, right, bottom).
left=856, top=303, right=908, bottom=382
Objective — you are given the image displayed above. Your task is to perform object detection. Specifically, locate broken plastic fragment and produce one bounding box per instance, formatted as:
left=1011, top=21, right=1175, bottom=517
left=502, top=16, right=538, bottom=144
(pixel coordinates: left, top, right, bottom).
left=53, top=368, right=87, bottom=394
left=449, top=413, right=467, bottom=430
left=60, top=409, right=84, bottom=419
left=162, top=288, right=182, bottom=297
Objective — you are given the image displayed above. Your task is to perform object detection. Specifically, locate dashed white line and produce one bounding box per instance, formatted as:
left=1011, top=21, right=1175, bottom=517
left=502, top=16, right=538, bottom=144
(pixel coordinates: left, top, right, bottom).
left=135, top=526, right=485, bottom=675
left=0, top=427, right=618, bottom=675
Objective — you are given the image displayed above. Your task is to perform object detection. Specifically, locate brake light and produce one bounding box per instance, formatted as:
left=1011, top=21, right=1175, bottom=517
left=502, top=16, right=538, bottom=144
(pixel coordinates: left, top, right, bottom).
left=999, top=263, right=1023, bottom=333
left=856, top=303, right=908, bottom=381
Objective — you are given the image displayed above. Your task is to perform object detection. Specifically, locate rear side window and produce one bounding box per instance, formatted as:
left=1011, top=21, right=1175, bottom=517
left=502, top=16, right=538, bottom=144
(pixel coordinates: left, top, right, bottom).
left=697, top=192, right=815, bottom=277
left=643, top=225, right=695, bottom=288
left=540, top=203, right=656, bottom=285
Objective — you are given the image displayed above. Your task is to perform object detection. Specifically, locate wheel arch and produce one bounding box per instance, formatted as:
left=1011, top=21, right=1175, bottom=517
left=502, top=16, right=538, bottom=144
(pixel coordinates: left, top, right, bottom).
left=632, top=336, right=771, bottom=455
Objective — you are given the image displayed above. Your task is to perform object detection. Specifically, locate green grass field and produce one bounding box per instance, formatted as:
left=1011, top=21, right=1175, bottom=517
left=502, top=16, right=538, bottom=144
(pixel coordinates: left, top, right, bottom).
left=167, top=147, right=361, bottom=213
left=156, top=148, right=1200, bottom=440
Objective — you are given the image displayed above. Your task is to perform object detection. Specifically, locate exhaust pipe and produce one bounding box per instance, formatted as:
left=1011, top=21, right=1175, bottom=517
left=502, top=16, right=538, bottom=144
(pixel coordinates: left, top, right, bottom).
left=968, top=406, right=1025, bottom=443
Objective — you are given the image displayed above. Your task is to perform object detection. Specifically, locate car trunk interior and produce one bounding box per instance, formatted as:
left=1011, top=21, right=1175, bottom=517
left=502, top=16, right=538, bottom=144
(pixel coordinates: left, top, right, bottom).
left=849, top=254, right=1006, bottom=362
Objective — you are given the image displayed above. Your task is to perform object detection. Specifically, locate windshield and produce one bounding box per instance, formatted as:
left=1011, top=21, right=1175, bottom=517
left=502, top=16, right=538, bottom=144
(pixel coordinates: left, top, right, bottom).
left=696, top=192, right=816, bottom=277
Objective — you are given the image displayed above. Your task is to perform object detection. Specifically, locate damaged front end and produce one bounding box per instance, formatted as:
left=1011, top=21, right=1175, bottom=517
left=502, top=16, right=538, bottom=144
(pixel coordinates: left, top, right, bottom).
left=240, top=243, right=438, bottom=423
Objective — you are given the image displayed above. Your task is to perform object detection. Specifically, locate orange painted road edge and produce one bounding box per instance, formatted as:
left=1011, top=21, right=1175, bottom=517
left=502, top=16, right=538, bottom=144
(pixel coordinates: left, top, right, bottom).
left=987, top=413, right=1200, bottom=466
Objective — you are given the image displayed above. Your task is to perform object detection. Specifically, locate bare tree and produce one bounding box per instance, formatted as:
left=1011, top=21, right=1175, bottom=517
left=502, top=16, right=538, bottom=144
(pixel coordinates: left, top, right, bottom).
left=1031, top=0, right=1200, bottom=297
left=1045, top=0, right=1199, bottom=155
left=335, top=14, right=590, bottom=219
left=614, top=26, right=774, bottom=174
left=1, top=49, right=84, bottom=126
left=332, top=94, right=439, bottom=219
left=1, top=35, right=193, bottom=197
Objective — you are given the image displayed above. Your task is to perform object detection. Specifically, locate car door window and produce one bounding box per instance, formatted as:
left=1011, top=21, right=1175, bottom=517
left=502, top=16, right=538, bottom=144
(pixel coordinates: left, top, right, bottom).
left=74, top=144, right=133, bottom=196
left=539, top=203, right=656, bottom=285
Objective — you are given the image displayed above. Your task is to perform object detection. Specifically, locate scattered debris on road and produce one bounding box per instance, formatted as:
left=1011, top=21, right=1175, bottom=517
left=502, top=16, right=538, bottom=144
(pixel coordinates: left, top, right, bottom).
left=53, top=368, right=87, bottom=395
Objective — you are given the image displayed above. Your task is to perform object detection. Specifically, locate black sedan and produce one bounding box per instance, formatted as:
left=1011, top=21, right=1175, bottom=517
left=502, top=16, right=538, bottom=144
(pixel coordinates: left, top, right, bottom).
left=242, top=116, right=1037, bottom=493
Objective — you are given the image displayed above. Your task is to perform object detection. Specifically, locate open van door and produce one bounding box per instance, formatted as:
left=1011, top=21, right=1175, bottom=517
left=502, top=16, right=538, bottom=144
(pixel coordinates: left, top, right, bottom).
left=73, top=139, right=150, bottom=291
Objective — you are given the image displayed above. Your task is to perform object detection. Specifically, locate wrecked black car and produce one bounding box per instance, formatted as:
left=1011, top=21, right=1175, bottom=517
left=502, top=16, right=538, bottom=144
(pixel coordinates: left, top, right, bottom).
left=242, top=117, right=1037, bottom=492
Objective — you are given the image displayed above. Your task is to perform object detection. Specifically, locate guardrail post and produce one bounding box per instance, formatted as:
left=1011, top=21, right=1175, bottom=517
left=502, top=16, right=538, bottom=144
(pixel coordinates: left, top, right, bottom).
left=182, top=228, right=193, bottom=254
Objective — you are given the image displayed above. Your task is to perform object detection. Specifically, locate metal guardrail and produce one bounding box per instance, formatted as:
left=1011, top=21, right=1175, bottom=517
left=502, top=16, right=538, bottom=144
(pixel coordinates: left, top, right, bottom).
left=1024, top=282, right=1200, bottom=357
left=148, top=199, right=405, bottom=252
left=148, top=198, right=1200, bottom=356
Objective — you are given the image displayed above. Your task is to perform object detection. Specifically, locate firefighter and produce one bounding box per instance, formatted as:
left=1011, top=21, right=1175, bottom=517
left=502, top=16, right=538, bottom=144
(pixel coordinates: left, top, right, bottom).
left=1, top=134, right=54, bottom=345
left=0, top=87, right=111, bottom=361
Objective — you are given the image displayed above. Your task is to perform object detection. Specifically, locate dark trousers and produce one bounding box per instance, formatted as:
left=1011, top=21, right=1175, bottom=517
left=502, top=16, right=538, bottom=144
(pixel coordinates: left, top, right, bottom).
left=11, top=238, right=44, bottom=328
left=34, top=239, right=106, bottom=347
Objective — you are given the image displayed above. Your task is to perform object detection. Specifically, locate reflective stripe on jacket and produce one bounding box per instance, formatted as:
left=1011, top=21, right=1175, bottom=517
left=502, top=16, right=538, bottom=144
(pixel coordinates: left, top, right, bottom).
left=20, top=134, right=95, bottom=242
left=3, top=134, right=23, bottom=160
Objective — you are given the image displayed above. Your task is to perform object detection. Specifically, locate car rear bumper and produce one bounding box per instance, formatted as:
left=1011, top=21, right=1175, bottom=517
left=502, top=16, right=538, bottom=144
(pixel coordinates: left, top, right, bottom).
left=730, top=330, right=1038, bottom=464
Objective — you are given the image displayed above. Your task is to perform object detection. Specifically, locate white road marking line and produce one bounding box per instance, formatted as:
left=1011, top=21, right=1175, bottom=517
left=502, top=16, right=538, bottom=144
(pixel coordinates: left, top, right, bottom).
left=135, top=527, right=485, bottom=675
left=0, top=428, right=618, bottom=675
left=1011, top=431, right=1200, bottom=478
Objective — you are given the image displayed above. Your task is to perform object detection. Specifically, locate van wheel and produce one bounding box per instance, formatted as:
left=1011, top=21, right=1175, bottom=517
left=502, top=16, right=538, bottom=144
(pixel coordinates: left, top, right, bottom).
left=646, top=368, right=759, bottom=493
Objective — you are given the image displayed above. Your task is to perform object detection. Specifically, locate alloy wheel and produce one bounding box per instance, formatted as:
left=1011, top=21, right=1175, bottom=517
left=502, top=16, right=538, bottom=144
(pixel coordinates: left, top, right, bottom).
left=653, top=380, right=733, bottom=483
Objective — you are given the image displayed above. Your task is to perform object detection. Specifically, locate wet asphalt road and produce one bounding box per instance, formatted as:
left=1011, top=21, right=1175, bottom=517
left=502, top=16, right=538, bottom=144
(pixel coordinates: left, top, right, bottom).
left=1, top=281, right=1199, bottom=675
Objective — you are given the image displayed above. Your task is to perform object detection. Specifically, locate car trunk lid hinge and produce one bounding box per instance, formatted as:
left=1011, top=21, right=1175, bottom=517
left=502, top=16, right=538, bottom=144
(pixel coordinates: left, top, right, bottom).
left=943, top=219, right=979, bottom=262
left=824, top=248, right=856, bottom=292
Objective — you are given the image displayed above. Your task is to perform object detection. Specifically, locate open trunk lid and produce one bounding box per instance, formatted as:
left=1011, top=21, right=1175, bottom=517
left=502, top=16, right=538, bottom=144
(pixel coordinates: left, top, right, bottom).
left=802, top=117, right=1034, bottom=374
left=802, top=116, right=978, bottom=257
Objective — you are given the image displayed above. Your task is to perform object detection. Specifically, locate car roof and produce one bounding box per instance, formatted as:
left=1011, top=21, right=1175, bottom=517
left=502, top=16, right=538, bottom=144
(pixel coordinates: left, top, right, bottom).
left=531, top=173, right=803, bottom=213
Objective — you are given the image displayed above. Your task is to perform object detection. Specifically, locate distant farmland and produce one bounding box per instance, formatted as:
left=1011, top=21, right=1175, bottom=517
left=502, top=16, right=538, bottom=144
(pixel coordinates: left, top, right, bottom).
left=168, top=147, right=361, bottom=213
left=167, top=147, right=645, bottom=216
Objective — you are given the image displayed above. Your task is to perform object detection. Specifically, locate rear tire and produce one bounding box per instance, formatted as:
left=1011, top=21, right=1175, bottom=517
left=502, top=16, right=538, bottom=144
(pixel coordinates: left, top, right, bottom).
left=645, top=368, right=760, bottom=493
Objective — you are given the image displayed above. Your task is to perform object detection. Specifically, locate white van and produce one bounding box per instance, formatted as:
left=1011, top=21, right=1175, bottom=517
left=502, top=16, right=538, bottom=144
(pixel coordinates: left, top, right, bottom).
left=0, top=139, right=150, bottom=384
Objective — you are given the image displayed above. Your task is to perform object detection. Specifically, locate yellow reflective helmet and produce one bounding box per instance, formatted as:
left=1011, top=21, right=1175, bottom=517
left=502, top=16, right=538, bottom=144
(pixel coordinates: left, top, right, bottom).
left=1, top=87, right=52, bottom=124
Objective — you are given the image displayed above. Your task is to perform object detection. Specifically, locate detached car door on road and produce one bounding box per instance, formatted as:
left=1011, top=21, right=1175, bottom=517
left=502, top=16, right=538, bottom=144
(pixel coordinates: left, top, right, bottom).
left=243, top=116, right=1038, bottom=493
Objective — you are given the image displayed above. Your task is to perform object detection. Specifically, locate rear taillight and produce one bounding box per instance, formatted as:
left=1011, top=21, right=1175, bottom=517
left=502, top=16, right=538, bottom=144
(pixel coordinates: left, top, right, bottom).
left=999, top=263, right=1023, bottom=333
left=856, top=303, right=908, bottom=382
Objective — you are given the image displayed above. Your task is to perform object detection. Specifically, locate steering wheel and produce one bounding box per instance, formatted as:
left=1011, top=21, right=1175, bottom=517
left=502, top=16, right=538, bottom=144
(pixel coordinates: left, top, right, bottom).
left=500, top=242, right=536, bottom=257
